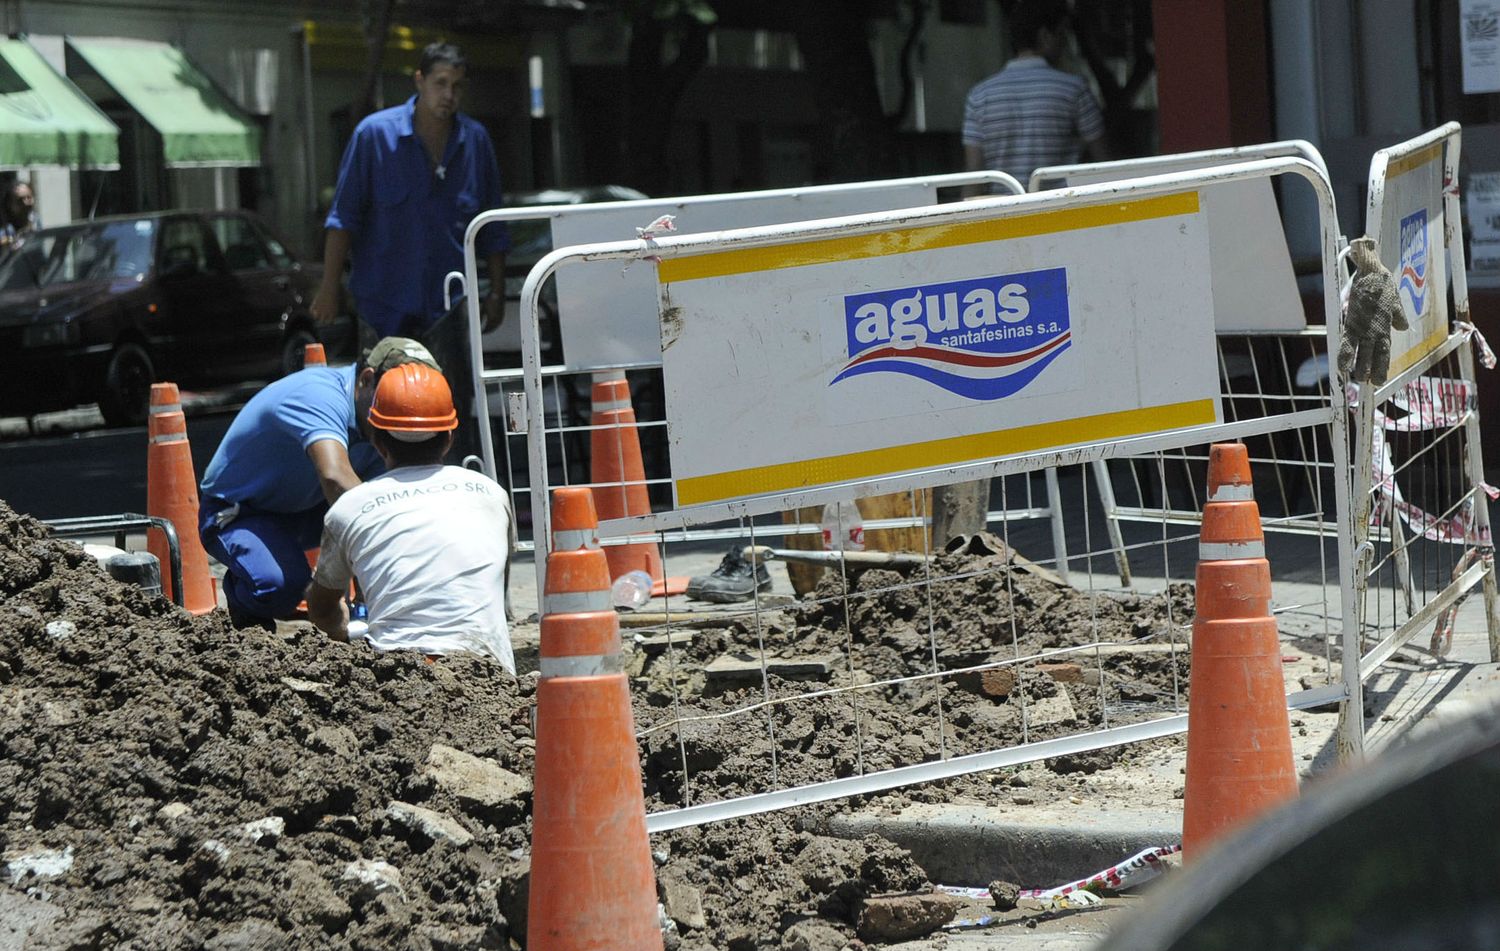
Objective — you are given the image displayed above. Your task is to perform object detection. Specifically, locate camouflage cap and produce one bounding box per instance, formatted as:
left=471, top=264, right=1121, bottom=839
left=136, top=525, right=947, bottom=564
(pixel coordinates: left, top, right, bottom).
left=364, top=336, right=441, bottom=374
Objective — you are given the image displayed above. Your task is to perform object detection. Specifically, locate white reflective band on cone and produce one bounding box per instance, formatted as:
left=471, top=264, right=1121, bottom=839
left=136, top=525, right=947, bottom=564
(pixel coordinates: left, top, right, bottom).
left=543, top=590, right=612, bottom=614
left=150, top=403, right=182, bottom=416
left=552, top=529, right=599, bottom=551
left=540, top=653, right=623, bottom=678
left=592, top=399, right=631, bottom=413
left=150, top=433, right=188, bottom=445
left=1199, top=540, right=1265, bottom=560
left=1207, top=484, right=1254, bottom=501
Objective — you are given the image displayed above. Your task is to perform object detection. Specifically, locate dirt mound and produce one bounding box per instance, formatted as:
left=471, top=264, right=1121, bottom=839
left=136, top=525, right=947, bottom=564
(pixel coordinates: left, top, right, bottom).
left=635, top=541, right=1193, bottom=809
left=0, top=500, right=950, bottom=949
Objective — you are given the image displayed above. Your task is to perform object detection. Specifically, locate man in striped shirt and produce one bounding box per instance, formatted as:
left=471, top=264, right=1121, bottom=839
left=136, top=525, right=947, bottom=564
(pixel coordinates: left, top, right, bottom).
left=962, top=0, right=1107, bottom=188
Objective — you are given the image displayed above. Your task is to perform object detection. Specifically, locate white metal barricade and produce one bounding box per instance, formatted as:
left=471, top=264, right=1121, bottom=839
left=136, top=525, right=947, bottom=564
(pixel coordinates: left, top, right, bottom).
left=1348, top=123, right=1499, bottom=744
left=1030, top=141, right=1335, bottom=589
left=456, top=172, right=1121, bottom=567
left=492, top=156, right=1360, bottom=831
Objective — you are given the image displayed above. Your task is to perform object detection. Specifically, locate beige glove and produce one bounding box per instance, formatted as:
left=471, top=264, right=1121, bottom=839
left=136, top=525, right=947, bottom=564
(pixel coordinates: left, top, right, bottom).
left=1339, top=236, right=1410, bottom=385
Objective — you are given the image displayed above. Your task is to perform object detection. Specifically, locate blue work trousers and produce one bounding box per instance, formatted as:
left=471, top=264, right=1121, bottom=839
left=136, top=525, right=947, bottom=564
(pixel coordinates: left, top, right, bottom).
left=199, top=499, right=327, bottom=621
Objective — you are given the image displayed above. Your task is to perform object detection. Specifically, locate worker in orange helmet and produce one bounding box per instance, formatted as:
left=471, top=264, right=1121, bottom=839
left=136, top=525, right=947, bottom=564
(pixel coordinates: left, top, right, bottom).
left=305, top=362, right=515, bottom=671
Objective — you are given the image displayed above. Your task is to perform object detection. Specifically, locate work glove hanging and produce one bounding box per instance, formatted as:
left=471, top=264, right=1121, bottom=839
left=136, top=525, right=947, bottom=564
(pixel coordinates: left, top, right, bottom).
left=1339, top=236, right=1409, bottom=385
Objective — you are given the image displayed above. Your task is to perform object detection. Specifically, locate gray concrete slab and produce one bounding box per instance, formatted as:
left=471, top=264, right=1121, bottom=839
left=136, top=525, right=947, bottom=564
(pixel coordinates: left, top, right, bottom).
left=825, top=803, right=1181, bottom=890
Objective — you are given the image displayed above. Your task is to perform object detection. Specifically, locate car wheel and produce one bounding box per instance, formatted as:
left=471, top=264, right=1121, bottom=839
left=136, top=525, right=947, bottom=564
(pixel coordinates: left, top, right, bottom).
left=98, top=342, right=155, bottom=428
left=280, top=327, right=319, bottom=376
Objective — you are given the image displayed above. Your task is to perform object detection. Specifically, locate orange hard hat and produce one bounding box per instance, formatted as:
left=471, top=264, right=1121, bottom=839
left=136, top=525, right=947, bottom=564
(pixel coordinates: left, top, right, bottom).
left=368, top=362, right=458, bottom=433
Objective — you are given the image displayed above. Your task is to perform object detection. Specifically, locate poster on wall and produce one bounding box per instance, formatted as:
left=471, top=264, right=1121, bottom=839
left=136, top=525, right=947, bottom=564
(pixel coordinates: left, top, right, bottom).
left=1462, top=0, right=1500, bottom=94
left=1467, top=171, right=1500, bottom=274
left=655, top=192, right=1223, bottom=509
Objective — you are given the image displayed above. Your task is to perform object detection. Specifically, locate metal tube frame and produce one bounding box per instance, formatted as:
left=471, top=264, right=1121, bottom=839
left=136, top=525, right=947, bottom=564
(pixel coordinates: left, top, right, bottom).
left=42, top=513, right=185, bottom=607
left=502, top=157, right=1360, bottom=803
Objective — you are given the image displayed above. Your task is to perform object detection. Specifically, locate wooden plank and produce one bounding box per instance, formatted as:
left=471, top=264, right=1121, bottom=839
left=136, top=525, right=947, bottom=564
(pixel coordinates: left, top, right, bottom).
left=780, top=491, right=932, bottom=596
left=704, top=653, right=839, bottom=682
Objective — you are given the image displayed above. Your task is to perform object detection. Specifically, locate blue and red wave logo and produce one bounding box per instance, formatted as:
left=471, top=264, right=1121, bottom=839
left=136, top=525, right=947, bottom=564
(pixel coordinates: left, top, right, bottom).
left=1398, top=209, right=1428, bottom=316
left=832, top=268, right=1071, bottom=401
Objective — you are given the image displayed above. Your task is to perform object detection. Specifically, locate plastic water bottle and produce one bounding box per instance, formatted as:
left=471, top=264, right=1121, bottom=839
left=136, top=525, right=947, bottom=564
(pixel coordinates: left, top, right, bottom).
left=820, top=501, right=866, bottom=552
left=611, top=569, right=654, bottom=609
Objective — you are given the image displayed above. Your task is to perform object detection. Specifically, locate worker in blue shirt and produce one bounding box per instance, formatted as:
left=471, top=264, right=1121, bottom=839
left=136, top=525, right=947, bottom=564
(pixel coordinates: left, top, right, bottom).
left=198, top=337, right=442, bottom=628
left=311, top=41, right=508, bottom=464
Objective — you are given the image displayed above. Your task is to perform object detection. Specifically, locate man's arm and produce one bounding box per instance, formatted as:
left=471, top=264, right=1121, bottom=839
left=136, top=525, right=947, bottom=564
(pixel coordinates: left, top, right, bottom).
left=307, top=438, right=362, bottom=505
left=963, top=145, right=987, bottom=198
left=305, top=580, right=349, bottom=641
left=311, top=228, right=352, bottom=326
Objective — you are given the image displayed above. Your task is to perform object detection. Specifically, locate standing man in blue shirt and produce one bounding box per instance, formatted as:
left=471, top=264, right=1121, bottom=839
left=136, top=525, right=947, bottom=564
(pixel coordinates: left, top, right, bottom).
left=310, top=42, right=508, bottom=464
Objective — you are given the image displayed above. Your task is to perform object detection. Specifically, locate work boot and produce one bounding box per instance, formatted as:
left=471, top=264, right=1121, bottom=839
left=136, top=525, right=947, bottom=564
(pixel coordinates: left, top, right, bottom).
left=227, top=605, right=275, bottom=633
left=686, top=546, right=772, bottom=603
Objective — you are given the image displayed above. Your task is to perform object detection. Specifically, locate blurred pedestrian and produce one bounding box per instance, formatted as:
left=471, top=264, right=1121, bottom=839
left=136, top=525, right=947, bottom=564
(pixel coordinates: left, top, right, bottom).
left=198, top=337, right=442, bottom=629
left=962, top=0, right=1108, bottom=188
left=0, top=180, right=38, bottom=252
left=311, top=41, right=509, bottom=465
left=305, top=362, right=515, bottom=671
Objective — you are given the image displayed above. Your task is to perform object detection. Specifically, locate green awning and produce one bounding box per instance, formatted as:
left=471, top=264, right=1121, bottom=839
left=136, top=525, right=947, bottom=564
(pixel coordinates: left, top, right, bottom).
left=68, top=37, right=260, bottom=168
left=0, top=38, right=117, bottom=169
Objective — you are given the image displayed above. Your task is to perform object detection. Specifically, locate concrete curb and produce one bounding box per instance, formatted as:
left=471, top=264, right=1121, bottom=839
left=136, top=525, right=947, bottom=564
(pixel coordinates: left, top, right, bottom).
left=823, top=803, right=1181, bottom=889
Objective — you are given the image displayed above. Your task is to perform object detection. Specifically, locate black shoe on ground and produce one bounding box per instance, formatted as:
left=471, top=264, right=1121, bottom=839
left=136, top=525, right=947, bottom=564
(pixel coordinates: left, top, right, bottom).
left=227, top=605, right=276, bottom=633
left=686, top=547, right=772, bottom=603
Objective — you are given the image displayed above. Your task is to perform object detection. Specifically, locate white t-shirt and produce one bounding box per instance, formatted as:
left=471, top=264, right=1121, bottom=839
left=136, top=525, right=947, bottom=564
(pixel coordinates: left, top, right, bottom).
left=315, top=464, right=514, bottom=673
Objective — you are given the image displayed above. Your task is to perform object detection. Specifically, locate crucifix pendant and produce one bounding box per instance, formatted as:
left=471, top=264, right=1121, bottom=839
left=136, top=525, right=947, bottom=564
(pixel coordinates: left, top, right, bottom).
left=435, top=164, right=446, bottom=181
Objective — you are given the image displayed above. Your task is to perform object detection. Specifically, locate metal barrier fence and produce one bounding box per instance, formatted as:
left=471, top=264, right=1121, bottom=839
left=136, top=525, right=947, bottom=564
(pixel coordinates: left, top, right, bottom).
left=461, top=170, right=1104, bottom=578
left=1035, top=127, right=1498, bottom=762
left=1345, top=124, right=1499, bottom=762
left=484, top=155, right=1359, bottom=831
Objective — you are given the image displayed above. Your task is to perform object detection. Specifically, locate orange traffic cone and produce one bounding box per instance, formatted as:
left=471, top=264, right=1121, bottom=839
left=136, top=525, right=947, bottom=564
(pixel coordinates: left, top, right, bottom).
left=589, top=375, right=686, bottom=596
left=1181, top=443, right=1298, bottom=856
left=147, top=383, right=216, bottom=614
left=528, top=487, right=662, bottom=950
left=303, top=342, right=327, bottom=366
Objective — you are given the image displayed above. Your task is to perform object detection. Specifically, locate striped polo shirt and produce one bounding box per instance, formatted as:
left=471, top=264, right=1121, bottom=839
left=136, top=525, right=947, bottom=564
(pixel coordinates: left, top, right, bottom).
left=962, top=56, right=1106, bottom=185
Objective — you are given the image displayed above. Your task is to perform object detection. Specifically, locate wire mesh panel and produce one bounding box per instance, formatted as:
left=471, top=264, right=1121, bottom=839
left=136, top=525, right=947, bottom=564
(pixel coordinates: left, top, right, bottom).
left=1103, top=332, right=1338, bottom=538
left=630, top=395, right=1345, bottom=832
left=1351, top=335, right=1498, bottom=672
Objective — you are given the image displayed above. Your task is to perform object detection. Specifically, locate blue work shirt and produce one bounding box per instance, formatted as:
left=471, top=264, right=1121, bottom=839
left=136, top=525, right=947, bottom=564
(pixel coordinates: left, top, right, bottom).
left=200, top=365, right=384, bottom=514
left=325, top=96, right=510, bottom=337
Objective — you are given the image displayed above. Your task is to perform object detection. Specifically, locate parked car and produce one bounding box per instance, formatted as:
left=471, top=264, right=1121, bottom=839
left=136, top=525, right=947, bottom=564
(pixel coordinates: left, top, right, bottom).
left=0, top=210, right=354, bottom=427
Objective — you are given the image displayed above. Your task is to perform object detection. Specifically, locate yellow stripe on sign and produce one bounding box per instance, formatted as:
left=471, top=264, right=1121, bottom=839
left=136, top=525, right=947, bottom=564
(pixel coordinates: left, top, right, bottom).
left=675, top=398, right=1217, bottom=507
left=1387, top=142, right=1442, bottom=180
left=1386, top=323, right=1452, bottom=379
left=657, top=192, right=1201, bottom=284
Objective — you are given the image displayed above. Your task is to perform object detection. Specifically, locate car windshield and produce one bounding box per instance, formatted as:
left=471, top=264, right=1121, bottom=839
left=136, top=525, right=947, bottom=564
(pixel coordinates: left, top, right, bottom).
left=0, top=219, right=157, bottom=291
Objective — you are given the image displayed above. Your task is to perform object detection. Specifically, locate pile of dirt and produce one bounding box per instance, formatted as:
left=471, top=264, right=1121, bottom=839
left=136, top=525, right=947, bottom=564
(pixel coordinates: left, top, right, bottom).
left=0, top=499, right=946, bottom=950
left=0, top=500, right=1196, bottom=948
left=633, top=541, right=1194, bottom=809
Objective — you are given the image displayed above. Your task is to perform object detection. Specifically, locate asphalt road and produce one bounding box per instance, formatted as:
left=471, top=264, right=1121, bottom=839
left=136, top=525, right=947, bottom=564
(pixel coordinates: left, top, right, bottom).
left=0, top=389, right=250, bottom=523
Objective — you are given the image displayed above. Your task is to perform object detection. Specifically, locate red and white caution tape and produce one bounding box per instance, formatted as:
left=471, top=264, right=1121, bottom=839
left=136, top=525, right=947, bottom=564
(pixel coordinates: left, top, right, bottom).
left=1429, top=547, right=1491, bottom=658
left=1457, top=321, right=1498, bottom=370
left=1353, top=375, right=1497, bottom=545
left=1369, top=421, right=1496, bottom=545
left=936, top=844, right=1180, bottom=912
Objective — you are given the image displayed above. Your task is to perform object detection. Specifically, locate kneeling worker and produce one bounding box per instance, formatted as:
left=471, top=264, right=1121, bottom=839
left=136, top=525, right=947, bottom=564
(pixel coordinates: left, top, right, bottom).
left=305, top=363, right=515, bottom=672
left=199, top=337, right=440, bottom=628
